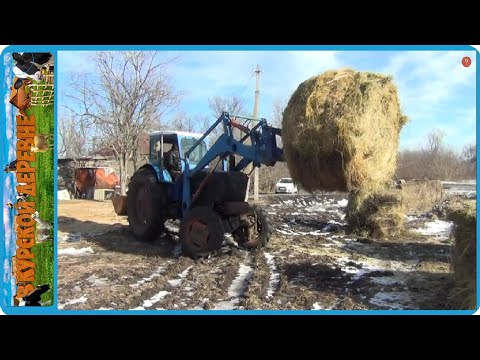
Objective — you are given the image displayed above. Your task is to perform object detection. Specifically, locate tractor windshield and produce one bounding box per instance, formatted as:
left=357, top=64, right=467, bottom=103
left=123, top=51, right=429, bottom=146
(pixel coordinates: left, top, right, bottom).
left=181, top=138, right=207, bottom=164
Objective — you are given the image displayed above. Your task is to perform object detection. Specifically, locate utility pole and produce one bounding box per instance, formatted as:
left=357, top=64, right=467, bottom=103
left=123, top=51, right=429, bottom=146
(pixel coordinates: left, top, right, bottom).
left=252, top=64, right=261, bottom=201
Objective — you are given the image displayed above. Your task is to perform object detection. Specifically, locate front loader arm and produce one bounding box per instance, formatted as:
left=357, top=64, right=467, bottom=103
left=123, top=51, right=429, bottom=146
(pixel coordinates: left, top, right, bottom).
left=181, top=112, right=284, bottom=212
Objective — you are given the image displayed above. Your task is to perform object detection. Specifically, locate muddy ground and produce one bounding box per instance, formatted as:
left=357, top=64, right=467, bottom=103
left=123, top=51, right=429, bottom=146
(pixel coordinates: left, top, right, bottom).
left=57, top=191, right=464, bottom=311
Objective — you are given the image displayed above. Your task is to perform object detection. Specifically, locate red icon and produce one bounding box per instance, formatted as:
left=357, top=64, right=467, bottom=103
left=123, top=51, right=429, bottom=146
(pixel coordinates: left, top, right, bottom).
left=462, top=57, right=471, bottom=67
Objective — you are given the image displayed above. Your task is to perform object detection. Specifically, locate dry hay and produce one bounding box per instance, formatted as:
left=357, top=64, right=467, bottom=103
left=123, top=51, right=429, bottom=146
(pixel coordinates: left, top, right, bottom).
left=400, top=180, right=444, bottom=214
left=282, top=69, right=407, bottom=193
left=447, top=200, right=476, bottom=310
left=346, top=188, right=405, bottom=239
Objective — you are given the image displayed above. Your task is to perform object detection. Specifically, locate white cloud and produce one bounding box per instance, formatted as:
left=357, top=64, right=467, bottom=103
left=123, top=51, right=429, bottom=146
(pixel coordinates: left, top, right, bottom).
left=383, top=51, right=476, bottom=150
left=384, top=51, right=476, bottom=110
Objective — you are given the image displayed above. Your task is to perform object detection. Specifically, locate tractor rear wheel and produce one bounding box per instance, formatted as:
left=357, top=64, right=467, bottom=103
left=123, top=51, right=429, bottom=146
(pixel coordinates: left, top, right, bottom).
left=233, top=205, right=272, bottom=249
left=180, top=206, right=225, bottom=259
left=127, top=167, right=167, bottom=242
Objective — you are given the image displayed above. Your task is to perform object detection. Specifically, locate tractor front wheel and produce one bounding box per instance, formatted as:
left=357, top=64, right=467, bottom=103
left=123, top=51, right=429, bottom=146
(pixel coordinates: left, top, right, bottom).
left=180, top=206, right=225, bottom=259
left=233, top=205, right=272, bottom=250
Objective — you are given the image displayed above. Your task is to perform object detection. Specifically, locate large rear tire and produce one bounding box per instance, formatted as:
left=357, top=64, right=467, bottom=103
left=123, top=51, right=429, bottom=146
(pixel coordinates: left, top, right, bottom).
left=233, top=205, right=272, bottom=250
left=127, top=167, right=167, bottom=242
left=180, top=206, right=225, bottom=259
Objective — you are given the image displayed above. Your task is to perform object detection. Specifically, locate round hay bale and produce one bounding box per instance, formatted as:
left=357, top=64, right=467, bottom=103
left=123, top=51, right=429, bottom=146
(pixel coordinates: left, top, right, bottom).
left=282, top=69, right=407, bottom=192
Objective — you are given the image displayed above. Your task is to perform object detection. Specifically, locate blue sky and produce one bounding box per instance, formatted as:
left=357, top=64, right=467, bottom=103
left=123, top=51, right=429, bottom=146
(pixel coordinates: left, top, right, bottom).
left=58, top=50, right=476, bottom=152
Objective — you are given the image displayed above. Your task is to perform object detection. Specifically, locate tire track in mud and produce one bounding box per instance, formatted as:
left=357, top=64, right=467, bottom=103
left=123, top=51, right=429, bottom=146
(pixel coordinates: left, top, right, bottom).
left=129, top=259, right=195, bottom=310
left=58, top=241, right=182, bottom=309
left=239, top=251, right=271, bottom=310
left=212, top=261, right=253, bottom=310
left=131, top=246, right=253, bottom=310
left=185, top=250, right=252, bottom=310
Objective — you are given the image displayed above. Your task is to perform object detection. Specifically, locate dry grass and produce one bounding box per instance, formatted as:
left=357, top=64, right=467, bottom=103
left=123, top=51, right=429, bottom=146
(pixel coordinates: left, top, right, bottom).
left=447, top=200, right=476, bottom=310
left=401, top=180, right=444, bottom=214
left=282, top=69, right=407, bottom=193
left=346, top=188, right=405, bottom=238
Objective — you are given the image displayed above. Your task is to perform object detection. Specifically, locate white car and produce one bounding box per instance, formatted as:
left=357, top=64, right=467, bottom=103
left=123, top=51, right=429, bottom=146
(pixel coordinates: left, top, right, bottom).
left=275, top=178, right=298, bottom=194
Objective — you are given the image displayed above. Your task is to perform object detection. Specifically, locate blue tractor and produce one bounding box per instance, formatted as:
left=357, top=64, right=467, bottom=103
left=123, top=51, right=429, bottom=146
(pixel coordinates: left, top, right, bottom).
left=124, top=112, right=284, bottom=258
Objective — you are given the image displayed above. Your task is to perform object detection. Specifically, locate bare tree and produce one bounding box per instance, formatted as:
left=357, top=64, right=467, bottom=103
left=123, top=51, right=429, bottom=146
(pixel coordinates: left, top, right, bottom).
left=426, top=129, right=446, bottom=154
left=462, top=143, right=476, bottom=179
left=169, top=111, right=197, bottom=132
left=462, top=143, right=476, bottom=164
left=58, top=112, right=90, bottom=157
left=207, top=96, right=246, bottom=141
left=67, top=51, right=180, bottom=195
left=208, top=96, right=245, bottom=117
left=271, top=98, right=287, bottom=127
left=397, top=130, right=474, bottom=181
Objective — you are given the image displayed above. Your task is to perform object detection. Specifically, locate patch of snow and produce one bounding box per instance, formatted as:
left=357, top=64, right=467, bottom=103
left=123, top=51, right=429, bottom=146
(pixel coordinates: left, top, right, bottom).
left=337, top=256, right=418, bottom=282
left=87, top=274, right=109, bottom=287
left=369, top=291, right=412, bottom=310
left=267, top=212, right=276, bottom=215
left=168, top=279, right=182, bottom=287
left=135, top=290, right=171, bottom=309
left=58, top=247, right=94, bottom=256
left=212, top=299, right=239, bottom=310
left=192, top=298, right=209, bottom=310
left=276, top=229, right=298, bottom=236
left=130, top=265, right=167, bottom=288
left=167, top=266, right=192, bottom=287
left=336, top=199, right=348, bottom=207
left=228, top=264, right=253, bottom=298
left=414, top=220, right=452, bottom=237
left=57, top=189, right=71, bottom=200
left=58, top=296, right=87, bottom=310
left=95, top=307, right=114, bottom=310
left=328, top=219, right=344, bottom=225
left=179, top=266, right=193, bottom=278
left=308, top=230, right=330, bottom=236
left=264, top=253, right=280, bottom=298
left=212, top=263, right=253, bottom=310
left=58, top=232, right=82, bottom=243
left=165, top=223, right=179, bottom=233
left=371, top=277, right=401, bottom=286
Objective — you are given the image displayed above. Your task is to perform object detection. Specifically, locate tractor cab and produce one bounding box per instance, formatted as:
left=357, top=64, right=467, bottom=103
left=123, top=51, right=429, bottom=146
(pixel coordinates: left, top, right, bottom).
left=148, top=131, right=209, bottom=183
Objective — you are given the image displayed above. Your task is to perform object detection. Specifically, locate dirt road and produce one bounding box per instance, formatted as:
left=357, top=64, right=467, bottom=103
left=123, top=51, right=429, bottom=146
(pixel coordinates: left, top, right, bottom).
left=58, top=193, right=455, bottom=310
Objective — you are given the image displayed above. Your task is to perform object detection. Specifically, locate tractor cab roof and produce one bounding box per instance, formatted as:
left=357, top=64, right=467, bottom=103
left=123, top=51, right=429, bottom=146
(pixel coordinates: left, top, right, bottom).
left=150, top=130, right=205, bottom=138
